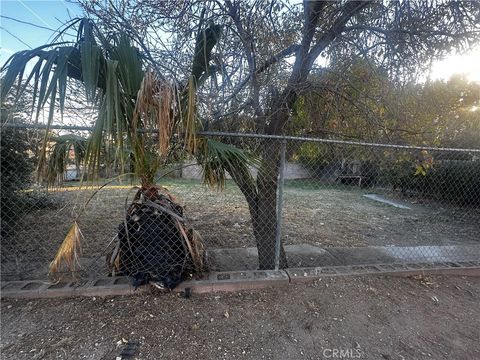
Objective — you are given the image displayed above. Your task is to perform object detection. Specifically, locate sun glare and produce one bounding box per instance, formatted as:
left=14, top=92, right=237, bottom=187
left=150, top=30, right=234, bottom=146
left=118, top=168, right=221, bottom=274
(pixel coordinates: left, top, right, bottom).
left=431, top=47, right=480, bottom=83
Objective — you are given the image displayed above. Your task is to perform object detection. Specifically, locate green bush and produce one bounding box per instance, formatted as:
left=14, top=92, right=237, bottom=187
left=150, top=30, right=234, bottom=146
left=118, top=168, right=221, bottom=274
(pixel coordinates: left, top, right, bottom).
left=0, top=123, right=35, bottom=237
left=425, top=161, right=480, bottom=206
left=384, top=159, right=480, bottom=206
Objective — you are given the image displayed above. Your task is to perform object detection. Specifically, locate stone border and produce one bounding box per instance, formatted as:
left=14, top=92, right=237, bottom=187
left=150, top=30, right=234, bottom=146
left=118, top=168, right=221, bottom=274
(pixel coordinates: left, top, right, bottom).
left=1, top=261, right=479, bottom=299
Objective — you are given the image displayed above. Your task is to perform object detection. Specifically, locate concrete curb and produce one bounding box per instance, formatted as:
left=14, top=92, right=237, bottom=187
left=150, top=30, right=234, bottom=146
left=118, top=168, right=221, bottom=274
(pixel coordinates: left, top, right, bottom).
left=0, top=270, right=289, bottom=299
left=1, top=261, right=479, bottom=299
left=0, top=277, right=148, bottom=299
left=175, top=270, right=290, bottom=293
left=286, top=261, right=480, bottom=283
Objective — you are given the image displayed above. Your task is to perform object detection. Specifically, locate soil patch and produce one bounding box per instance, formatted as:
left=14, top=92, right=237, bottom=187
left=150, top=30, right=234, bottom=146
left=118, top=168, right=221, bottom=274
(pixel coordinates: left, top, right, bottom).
left=1, top=275, right=479, bottom=359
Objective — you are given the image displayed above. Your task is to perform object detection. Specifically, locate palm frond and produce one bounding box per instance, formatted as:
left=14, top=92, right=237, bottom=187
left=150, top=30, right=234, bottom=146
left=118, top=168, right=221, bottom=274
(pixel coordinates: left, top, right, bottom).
left=196, top=138, right=258, bottom=190
left=157, top=82, right=174, bottom=157
left=111, top=33, right=144, bottom=97
left=191, top=22, right=222, bottom=85
left=80, top=40, right=102, bottom=102
left=175, top=219, right=205, bottom=273
left=130, top=70, right=177, bottom=185
left=49, top=221, right=83, bottom=278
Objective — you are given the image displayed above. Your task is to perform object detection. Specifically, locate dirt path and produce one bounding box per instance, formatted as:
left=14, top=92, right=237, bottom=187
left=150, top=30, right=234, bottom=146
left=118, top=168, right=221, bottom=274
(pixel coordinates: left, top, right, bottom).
left=1, top=275, right=479, bottom=360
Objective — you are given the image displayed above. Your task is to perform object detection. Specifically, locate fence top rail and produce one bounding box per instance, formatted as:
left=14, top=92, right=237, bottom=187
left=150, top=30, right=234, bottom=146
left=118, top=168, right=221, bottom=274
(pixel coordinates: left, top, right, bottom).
left=3, top=123, right=479, bottom=153
left=1, top=122, right=156, bottom=133
left=198, top=131, right=480, bottom=153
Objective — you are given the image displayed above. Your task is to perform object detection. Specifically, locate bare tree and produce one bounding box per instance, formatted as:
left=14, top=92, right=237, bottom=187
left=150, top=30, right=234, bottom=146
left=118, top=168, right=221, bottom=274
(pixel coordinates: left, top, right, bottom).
left=75, top=0, right=480, bottom=268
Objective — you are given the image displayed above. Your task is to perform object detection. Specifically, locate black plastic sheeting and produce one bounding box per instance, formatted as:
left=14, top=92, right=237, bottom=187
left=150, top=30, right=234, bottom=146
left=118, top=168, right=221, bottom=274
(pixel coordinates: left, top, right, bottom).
left=114, top=196, right=194, bottom=289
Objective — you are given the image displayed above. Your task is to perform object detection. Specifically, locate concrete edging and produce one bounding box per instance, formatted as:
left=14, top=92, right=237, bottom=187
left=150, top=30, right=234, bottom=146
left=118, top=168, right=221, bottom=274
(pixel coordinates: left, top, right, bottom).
left=1, top=261, right=479, bottom=299
left=285, top=261, right=480, bottom=283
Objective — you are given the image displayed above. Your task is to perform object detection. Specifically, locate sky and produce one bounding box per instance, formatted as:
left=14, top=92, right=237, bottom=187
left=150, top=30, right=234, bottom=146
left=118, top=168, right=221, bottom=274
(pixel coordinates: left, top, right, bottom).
left=1, top=0, right=480, bottom=83
left=0, top=0, right=82, bottom=62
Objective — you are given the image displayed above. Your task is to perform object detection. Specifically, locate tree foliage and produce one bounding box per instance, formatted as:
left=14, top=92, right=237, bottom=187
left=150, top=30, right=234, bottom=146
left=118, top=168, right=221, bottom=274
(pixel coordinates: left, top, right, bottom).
left=77, top=1, right=480, bottom=129
left=292, top=61, right=480, bottom=148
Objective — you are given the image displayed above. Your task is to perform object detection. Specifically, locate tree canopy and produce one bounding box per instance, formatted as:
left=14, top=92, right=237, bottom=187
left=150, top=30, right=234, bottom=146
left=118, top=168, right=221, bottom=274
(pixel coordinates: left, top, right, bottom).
left=291, top=60, right=480, bottom=147
left=76, top=0, right=480, bottom=134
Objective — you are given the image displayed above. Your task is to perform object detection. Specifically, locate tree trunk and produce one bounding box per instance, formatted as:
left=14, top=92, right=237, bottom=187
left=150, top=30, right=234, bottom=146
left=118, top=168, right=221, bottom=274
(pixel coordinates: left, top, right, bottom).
left=229, top=135, right=288, bottom=270
left=252, top=139, right=288, bottom=269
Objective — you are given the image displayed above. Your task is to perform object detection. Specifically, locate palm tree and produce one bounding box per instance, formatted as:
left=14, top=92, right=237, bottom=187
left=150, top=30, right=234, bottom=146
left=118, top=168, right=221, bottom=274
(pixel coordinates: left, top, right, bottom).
left=1, top=18, right=254, bottom=285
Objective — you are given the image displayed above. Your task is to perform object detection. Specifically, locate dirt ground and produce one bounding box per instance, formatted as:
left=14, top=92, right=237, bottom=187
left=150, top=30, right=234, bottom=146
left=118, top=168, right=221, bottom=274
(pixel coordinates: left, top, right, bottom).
left=1, top=275, right=479, bottom=360
left=11, top=179, right=480, bottom=250
left=2, top=179, right=479, bottom=278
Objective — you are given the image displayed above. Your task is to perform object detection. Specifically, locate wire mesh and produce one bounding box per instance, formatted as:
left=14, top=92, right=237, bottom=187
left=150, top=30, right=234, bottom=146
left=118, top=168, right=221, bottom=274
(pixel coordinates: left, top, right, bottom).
left=1, top=128, right=479, bottom=282
left=279, top=139, right=480, bottom=268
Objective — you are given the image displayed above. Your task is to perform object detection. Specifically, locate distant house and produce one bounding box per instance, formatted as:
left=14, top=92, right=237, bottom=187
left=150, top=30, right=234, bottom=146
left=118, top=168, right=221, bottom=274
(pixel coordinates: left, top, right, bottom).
left=64, top=165, right=81, bottom=181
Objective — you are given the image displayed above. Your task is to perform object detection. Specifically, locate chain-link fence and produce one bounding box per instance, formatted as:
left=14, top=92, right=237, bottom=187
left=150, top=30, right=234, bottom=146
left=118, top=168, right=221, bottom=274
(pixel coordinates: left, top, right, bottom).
left=1, top=127, right=480, bottom=283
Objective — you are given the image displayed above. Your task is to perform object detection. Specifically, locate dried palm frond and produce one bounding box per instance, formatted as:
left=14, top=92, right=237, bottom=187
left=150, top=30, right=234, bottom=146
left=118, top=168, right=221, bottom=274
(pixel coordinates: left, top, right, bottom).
left=107, top=237, right=121, bottom=276
left=131, top=70, right=179, bottom=185
left=157, top=82, right=174, bottom=157
left=156, top=184, right=178, bottom=203
left=188, top=228, right=205, bottom=272
left=183, top=76, right=198, bottom=154
left=175, top=219, right=205, bottom=273
left=49, top=221, right=83, bottom=278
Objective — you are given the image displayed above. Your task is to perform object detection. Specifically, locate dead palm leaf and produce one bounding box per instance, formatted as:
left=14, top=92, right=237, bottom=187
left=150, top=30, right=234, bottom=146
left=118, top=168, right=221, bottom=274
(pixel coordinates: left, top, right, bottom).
left=175, top=219, right=205, bottom=273
left=188, top=228, right=205, bottom=272
left=49, top=221, right=83, bottom=278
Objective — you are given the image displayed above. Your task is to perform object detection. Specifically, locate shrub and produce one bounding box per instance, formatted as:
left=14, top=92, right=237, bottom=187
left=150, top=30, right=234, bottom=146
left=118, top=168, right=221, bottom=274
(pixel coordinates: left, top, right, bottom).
left=0, top=121, right=35, bottom=237
left=425, top=160, right=480, bottom=206
left=384, top=158, right=480, bottom=206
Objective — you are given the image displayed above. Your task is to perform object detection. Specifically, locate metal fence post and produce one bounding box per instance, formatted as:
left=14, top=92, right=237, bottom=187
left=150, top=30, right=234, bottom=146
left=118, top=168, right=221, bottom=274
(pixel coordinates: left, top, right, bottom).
left=275, top=139, right=287, bottom=270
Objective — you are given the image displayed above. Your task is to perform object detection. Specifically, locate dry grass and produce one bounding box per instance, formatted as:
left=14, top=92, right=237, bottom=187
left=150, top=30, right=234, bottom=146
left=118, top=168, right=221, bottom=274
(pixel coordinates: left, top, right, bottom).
left=2, top=179, right=479, bottom=279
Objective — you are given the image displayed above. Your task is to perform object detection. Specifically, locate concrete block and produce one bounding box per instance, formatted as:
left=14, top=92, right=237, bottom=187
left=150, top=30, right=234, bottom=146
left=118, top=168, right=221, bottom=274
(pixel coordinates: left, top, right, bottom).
left=2, top=263, right=479, bottom=299
left=175, top=270, right=289, bottom=294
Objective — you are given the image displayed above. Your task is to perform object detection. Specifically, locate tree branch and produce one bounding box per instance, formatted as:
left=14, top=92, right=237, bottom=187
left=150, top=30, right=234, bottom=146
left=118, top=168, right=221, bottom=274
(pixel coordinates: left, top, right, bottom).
left=306, top=1, right=373, bottom=70
left=222, top=43, right=301, bottom=104
left=343, top=24, right=480, bottom=38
